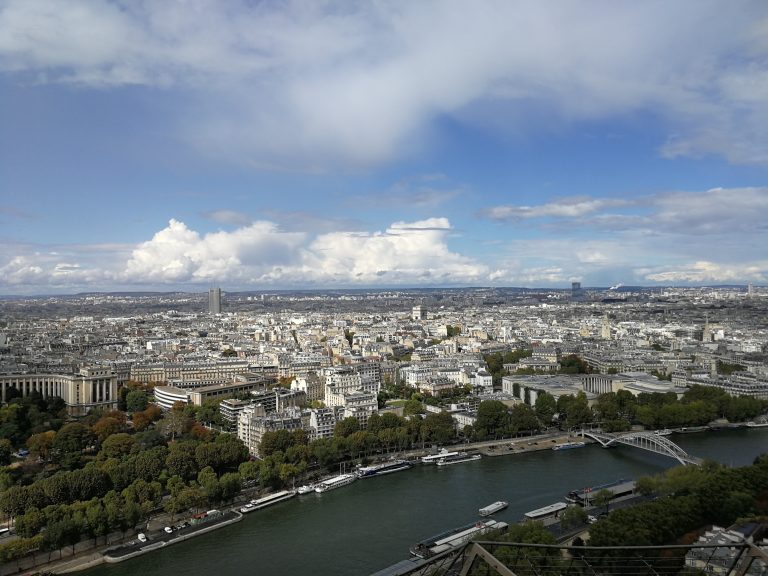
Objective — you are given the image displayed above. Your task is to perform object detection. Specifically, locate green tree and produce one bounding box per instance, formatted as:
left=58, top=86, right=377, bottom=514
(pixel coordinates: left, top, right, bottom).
left=560, top=505, right=587, bottom=530
left=197, top=466, right=222, bottom=504
left=592, top=488, right=613, bottom=515
left=85, top=499, right=109, bottom=545
left=334, top=416, right=361, bottom=438
left=53, top=422, right=94, bottom=469
left=100, top=433, right=136, bottom=460
left=402, top=398, right=425, bottom=416
left=510, top=404, right=540, bottom=433
left=474, top=400, right=511, bottom=440
left=166, top=442, right=199, bottom=480
left=14, top=506, right=46, bottom=539
left=125, top=390, right=149, bottom=413
left=420, top=412, right=456, bottom=445
left=534, top=392, right=557, bottom=426
left=0, top=439, right=12, bottom=466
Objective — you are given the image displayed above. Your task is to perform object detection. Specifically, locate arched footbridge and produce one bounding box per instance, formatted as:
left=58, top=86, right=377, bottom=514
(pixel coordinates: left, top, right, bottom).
left=581, top=430, right=702, bottom=466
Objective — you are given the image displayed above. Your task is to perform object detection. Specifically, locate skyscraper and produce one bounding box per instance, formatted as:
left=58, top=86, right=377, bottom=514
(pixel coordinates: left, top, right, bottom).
left=209, top=288, right=222, bottom=314
left=571, top=282, right=584, bottom=302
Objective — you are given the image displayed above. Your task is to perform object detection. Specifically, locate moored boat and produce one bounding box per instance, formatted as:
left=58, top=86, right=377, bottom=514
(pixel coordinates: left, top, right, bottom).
left=436, top=453, right=481, bottom=466
left=356, top=459, right=412, bottom=478
left=315, top=473, right=356, bottom=493
left=248, top=489, right=297, bottom=510
left=747, top=421, right=768, bottom=428
left=478, top=501, right=508, bottom=516
left=552, top=441, right=585, bottom=451
left=410, top=519, right=508, bottom=558
left=296, top=484, right=316, bottom=494
left=421, top=448, right=459, bottom=464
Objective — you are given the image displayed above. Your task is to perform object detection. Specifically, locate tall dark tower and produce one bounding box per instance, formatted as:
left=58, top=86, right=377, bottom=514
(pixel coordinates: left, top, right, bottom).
left=208, top=287, right=222, bottom=314
left=571, top=282, right=584, bottom=302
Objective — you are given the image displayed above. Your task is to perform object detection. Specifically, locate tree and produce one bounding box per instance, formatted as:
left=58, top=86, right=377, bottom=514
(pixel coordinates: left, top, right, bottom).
left=592, top=488, right=613, bottom=515
left=510, top=404, right=540, bottom=433
left=564, top=393, right=592, bottom=430
left=196, top=400, right=222, bottom=426
left=53, top=422, right=94, bottom=469
left=166, top=442, right=199, bottom=480
left=27, top=430, right=56, bottom=461
left=14, top=506, right=45, bottom=539
left=0, top=439, right=11, bottom=466
left=402, top=398, right=424, bottom=416
left=85, top=499, right=109, bottom=545
left=560, top=505, right=587, bottom=530
left=334, top=417, right=360, bottom=438
left=534, top=393, right=557, bottom=426
left=475, top=400, right=511, bottom=440
left=125, top=390, right=149, bottom=413
left=197, top=467, right=222, bottom=504
left=420, top=412, right=456, bottom=445
left=159, top=403, right=192, bottom=440
left=219, top=472, right=242, bottom=502
left=100, top=433, right=135, bottom=460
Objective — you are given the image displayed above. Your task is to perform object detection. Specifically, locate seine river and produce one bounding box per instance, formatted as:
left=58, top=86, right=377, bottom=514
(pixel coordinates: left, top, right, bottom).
left=84, top=428, right=768, bottom=576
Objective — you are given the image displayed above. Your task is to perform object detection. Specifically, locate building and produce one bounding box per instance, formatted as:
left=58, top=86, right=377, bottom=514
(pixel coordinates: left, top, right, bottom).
left=153, top=385, right=190, bottom=410
left=153, top=375, right=275, bottom=409
left=341, top=390, right=378, bottom=429
left=129, top=360, right=253, bottom=386
left=0, top=367, right=118, bottom=416
left=571, top=282, right=584, bottom=302
left=209, top=287, right=222, bottom=314
left=685, top=524, right=766, bottom=576
left=219, top=398, right=252, bottom=429
left=308, top=407, right=337, bottom=440
left=412, top=305, right=426, bottom=321
left=237, top=405, right=304, bottom=457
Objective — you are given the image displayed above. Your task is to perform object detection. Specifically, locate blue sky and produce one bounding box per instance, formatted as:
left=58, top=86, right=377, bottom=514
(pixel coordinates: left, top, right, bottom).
left=1, top=0, right=767, bottom=294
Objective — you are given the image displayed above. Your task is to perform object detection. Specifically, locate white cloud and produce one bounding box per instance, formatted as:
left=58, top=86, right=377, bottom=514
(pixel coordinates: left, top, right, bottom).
left=201, top=210, right=253, bottom=227
left=481, top=197, right=628, bottom=221
left=643, top=261, right=768, bottom=284
left=5, top=217, right=490, bottom=291
left=305, top=218, right=487, bottom=284
left=123, top=218, right=306, bottom=283
left=1, top=1, right=767, bottom=167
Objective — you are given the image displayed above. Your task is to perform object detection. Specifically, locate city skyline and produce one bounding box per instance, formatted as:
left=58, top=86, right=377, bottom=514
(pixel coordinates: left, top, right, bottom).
left=2, top=1, right=768, bottom=295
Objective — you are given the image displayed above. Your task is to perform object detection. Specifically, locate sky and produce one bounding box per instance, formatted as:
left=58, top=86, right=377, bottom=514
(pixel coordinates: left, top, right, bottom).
left=1, top=0, right=768, bottom=295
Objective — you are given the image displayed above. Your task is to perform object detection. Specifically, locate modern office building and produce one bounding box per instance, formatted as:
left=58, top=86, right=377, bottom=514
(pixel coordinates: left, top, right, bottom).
left=209, top=287, right=222, bottom=314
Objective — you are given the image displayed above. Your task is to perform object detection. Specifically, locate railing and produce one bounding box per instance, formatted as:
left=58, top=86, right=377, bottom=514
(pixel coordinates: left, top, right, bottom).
left=379, top=539, right=768, bottom=576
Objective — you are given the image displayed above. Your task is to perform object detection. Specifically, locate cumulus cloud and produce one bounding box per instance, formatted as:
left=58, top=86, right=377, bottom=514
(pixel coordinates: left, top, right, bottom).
left=123, top=219, right=306, bottom=283
left=305, top=218, right=487, bottom=284
left=1, top=1, right=767, bottom=167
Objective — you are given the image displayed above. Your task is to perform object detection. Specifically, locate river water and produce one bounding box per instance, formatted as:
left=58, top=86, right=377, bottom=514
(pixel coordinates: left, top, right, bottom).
left=84, top=428, right=768, bottom=576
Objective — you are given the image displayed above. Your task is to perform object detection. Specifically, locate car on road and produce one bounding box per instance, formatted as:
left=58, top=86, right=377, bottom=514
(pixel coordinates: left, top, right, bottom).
left=164, top=526, right=173, bottom=534
left=137, top=533, right=148, bottom=543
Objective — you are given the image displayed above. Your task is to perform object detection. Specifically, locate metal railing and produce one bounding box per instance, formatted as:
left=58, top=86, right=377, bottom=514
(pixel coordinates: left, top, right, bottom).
left=382, top=540, right=768, bottom=576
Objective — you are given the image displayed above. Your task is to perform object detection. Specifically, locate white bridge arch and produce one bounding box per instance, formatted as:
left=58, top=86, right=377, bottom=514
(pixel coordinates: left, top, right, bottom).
left=581, top=430, right=702, bottom=466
